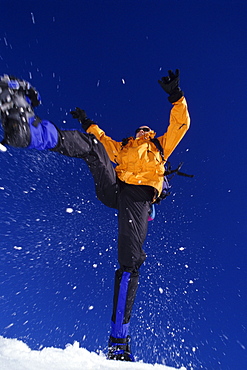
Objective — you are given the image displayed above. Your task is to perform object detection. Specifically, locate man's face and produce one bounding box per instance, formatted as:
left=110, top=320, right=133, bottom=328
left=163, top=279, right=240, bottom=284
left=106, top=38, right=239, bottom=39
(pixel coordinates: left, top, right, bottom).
left=135, top=126, right=151, bottom=138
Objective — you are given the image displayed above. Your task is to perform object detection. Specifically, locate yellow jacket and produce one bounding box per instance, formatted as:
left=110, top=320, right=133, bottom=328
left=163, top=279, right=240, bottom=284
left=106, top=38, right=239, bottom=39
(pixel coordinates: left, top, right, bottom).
left=87, top=96, right=190, bottom=196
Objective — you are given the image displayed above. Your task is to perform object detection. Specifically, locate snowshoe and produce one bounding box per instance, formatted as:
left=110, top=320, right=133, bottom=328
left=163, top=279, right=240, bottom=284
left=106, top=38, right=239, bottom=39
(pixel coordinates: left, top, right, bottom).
left=107, top=335, right=135, bottom=362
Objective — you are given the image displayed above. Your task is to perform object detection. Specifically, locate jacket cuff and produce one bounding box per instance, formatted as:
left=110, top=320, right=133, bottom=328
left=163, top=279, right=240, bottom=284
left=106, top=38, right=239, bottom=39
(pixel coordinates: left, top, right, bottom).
left=82, top=118, right=95, bottom=131
left=168, top=90, right=184, bottom=103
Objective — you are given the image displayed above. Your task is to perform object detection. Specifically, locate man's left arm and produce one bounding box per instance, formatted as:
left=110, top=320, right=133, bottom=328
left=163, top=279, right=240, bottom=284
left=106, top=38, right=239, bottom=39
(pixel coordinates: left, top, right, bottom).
left=157, top=69, right=190, bottom=161
left=158, top=96, right=190, bottom=160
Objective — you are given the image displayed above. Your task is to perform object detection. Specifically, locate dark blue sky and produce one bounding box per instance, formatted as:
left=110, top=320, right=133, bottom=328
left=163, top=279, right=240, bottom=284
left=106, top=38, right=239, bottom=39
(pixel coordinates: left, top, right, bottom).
left=0, top=1, right=247, bottom=369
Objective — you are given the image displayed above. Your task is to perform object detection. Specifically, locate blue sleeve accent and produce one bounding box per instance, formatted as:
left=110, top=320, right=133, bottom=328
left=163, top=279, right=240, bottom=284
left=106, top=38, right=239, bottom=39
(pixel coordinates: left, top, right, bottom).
left=27, top=118, right=58, bottom=150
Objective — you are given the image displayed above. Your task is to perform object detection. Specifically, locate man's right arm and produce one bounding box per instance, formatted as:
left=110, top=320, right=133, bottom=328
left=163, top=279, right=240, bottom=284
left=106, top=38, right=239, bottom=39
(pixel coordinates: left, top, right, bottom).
left=70, top=107, right=122, bottom=162
left=86, top=124, right=121, bottom=162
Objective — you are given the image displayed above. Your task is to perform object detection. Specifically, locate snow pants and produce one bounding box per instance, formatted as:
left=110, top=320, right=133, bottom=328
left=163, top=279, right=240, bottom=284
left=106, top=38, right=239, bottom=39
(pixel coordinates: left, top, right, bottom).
left=51, top=129, right=155, bottom=340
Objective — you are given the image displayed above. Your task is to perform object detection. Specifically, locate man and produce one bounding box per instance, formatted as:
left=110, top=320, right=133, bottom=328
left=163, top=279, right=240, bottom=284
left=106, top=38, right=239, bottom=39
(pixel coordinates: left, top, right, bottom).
left=0, top=69, right=190, bottom=361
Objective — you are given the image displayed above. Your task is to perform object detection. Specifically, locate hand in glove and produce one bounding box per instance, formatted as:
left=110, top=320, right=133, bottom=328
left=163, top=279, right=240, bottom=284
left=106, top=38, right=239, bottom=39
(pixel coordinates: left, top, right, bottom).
left=158, top=69, right=184, bottom=103
left=70, top=107, right=95, bottom=131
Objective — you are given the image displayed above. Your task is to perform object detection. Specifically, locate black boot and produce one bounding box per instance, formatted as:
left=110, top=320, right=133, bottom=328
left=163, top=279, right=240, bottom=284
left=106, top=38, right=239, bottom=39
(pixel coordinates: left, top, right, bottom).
left=107, top=335, right=135, bottom=362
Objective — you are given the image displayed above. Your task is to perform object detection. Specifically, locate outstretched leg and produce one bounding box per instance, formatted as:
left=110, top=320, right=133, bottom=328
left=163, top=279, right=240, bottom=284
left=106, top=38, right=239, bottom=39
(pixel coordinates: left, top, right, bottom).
left=53, top=129, right=119, bottom=208
left=0, top=111, right=119, bottom=209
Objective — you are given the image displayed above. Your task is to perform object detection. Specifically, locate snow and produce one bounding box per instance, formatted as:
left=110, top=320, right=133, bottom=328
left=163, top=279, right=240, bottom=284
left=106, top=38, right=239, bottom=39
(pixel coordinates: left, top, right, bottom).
left=66, top=208, right=74, bottom=213
left=0, top=143, right=7, bottom=152
left=0, top=336, right=186, bottom=370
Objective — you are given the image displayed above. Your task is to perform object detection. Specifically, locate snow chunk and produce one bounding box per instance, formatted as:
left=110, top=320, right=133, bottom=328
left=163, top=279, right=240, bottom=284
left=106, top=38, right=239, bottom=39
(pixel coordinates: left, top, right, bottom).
left=0, top=143, right=7, bottom=152
left=66, top=208, right=74, bottom=213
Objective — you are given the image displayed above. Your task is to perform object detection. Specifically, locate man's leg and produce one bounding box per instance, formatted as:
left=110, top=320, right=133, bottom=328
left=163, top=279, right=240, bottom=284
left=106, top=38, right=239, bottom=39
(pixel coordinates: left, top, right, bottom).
left=108, top=184, right=154, bottom=361
left=0, top=112, right=119, bottom=209
left=53, top=130, right=119, bottom=208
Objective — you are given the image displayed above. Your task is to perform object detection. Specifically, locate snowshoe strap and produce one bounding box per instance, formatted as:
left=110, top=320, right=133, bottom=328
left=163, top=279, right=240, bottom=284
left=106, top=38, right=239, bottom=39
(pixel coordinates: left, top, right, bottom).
left=109, top=336, right=128, bottom=344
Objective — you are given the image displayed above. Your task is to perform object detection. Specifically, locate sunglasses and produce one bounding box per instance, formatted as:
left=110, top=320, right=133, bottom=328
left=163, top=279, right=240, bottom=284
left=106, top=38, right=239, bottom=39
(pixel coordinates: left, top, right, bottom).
left=135, top=127, right=151, bottom=134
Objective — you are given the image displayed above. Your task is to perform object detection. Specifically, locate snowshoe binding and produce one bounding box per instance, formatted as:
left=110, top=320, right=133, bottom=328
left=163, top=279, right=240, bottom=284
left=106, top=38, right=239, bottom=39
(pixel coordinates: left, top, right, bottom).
left=107, top=335, right=135, bottom=362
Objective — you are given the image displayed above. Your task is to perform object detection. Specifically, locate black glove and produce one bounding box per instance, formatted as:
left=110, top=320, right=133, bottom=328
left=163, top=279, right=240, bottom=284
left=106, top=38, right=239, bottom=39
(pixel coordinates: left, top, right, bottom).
left=70, top=107, right=95, bottom=131
left=158, top=69, right=184, bottom=103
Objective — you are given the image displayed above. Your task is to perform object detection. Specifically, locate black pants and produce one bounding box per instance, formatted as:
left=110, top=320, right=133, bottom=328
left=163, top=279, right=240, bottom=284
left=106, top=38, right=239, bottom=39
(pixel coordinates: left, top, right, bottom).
left=52, top=130, right=154, bottom=338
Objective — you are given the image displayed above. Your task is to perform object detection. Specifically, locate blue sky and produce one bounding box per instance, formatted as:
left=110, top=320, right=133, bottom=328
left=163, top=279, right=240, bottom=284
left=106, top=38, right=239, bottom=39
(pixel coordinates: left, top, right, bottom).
left=0, top=1, right=247, bottom=369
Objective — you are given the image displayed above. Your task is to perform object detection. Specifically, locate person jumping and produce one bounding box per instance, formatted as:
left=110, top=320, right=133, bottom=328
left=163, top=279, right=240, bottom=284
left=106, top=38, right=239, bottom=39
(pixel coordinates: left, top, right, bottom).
left=0, top=69, right=190, bottom=361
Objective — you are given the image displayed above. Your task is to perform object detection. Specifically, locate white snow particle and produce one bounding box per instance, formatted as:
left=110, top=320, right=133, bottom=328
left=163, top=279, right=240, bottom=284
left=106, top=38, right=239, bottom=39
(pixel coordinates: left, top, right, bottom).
left=66, top=208, right=73, bottom=213
left=4, top=323, right=14, bottom=329
left=14, top=246, right=22, bottom=250
left=159, top=287, right=164, bottom=294
left=88, top=305, right=94, bottom=310
left=0, top=143, right=7, bottom=152
left=237, top=340, right=246, bottom=350
left=31, top=13, right=35, bottom=24
left=92, top=264, right=97, bottom=268
left=121, top=78, right=126, bottom=84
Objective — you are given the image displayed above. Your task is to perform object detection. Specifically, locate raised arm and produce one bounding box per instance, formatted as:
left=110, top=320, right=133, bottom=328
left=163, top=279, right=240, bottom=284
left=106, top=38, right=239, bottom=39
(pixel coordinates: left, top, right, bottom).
left=157, top=69, right=190, bottom=160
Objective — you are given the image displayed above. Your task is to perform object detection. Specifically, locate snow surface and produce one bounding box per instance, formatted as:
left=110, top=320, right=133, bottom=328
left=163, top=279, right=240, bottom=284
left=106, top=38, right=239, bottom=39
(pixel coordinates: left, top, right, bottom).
left=0, top=336, right=186, bottom=370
